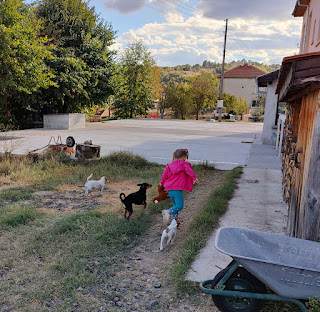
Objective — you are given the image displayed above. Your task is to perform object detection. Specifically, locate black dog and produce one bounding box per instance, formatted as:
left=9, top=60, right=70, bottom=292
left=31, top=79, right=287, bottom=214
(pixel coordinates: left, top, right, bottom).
left=120, top=183, right=152, bottom=219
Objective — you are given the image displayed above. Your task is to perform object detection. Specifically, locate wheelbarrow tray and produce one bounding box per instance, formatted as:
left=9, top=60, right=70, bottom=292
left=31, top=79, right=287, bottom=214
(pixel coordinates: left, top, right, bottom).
left=214, top=227, right=320, bottom=299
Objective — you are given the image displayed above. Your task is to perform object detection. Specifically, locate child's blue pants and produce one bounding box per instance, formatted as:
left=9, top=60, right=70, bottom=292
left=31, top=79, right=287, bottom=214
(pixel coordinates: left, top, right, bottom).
left=168, top=190, right=184, bottom=219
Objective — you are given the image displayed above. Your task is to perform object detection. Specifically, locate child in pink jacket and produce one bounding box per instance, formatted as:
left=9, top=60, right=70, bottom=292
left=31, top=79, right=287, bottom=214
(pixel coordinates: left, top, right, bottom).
left=161, top=149, right=199, bottom=225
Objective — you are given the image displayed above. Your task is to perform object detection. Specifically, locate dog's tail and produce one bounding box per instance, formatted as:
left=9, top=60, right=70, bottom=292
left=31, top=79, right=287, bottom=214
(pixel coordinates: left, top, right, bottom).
left=119, top=193, right=126, bottom=204
left=86, top=173, right=93, bottom=182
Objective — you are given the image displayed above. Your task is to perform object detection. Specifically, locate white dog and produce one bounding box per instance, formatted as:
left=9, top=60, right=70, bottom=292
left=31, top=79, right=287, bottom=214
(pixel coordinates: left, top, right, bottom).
left=84, top=174, right=108, bottom=195
left=160, top=218, right=179, bottom=251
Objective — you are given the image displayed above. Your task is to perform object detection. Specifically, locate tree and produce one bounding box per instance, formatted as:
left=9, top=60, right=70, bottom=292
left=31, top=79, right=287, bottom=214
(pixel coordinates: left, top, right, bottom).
left=189, top=73, right=219, bottom=120
left=0, top=0, right=55, bottom=127
left=222, top=93, right=238, bottom=114
left=113, top=41, right=159, bottom=119
left=164, top=83, right=193, bottom=119
left=234, top=96, right=247, bottom=118
left=35, top=0, right=116, bottom=113
left=222, top=93, right=247, bottom=118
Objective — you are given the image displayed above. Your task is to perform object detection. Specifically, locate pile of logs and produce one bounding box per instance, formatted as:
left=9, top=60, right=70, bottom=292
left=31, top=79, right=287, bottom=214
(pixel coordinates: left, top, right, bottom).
left=281, top=104, right=296, bottom=203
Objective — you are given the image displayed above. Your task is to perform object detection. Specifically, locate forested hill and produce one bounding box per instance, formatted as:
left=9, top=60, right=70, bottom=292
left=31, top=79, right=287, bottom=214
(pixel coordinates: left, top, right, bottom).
left=161, top=59, right=280, bottom=76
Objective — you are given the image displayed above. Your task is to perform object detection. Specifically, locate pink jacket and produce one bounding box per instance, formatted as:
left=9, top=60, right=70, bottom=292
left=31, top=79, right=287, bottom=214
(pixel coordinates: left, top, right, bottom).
left=161, top=160, right=197, bottom=192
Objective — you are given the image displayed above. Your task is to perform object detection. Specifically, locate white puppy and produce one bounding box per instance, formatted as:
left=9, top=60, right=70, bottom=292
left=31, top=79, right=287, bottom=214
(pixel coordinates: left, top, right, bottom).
left=84, top=174, right=108, bottom=195
left=160, top=218, right=179, bottom=251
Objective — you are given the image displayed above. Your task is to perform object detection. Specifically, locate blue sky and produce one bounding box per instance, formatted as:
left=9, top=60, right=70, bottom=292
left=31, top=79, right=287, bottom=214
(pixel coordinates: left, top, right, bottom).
left=27, top=0, right=302, bottom=66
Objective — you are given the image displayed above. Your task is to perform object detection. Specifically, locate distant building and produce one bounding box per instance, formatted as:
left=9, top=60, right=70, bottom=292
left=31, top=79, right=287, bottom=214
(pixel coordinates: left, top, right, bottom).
left=222, top=62, right=266, bottom=111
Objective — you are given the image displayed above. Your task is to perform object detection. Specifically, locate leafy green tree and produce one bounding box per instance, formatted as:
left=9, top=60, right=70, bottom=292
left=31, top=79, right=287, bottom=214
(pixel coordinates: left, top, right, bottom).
left=222, top=93, right=238, bottom=114
left=35, top=0, right=116, bottom=113
left=222, top=93, right=247, bottom=117
left=165, top=83, right=193, bottom=119
left=234, top=96, right=248, bottom=118
left=160, top=72, right=189, bottom=85
left=189, top=73, right=219, bottom=120
left=113, top=41, right=159, bottom=119
left=0, top=0, right=55, bottom=127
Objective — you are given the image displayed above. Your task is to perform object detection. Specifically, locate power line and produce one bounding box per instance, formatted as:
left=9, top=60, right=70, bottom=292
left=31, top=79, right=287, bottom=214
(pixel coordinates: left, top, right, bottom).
left=155, top=0, right=194, bottom=18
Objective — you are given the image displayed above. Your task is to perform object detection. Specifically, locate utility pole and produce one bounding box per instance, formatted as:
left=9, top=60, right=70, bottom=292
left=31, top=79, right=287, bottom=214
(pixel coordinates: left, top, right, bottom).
left=218, top=18, right=228, bottom=122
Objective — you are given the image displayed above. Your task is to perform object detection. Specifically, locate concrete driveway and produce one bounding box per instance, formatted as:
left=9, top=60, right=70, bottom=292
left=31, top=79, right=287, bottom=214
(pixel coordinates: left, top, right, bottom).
left=2, top=119, right=263, bottom=170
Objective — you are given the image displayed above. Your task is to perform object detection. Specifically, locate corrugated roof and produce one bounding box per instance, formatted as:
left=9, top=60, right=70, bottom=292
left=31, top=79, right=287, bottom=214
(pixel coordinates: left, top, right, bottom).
left=223, top=63, right=266, bottom=78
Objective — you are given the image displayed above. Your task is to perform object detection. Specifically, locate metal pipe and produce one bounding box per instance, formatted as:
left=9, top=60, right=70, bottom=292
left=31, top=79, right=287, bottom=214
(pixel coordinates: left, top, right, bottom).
left=298, top=0, right=310, bottom=53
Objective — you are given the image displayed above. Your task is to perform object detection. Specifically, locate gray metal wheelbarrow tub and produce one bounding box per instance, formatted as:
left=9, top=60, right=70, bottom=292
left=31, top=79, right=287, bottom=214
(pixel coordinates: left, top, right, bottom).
left=199, top=227, right=320, bottom=312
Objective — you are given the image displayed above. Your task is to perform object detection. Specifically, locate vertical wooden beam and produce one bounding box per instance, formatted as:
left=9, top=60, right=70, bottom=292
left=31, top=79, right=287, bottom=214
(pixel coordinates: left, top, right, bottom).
left=300, top=105, right=320, bottom=240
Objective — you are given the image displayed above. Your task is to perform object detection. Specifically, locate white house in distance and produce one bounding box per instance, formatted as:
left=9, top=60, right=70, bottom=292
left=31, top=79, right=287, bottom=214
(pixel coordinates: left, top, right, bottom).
left=222, top=62, right=266, bottom=111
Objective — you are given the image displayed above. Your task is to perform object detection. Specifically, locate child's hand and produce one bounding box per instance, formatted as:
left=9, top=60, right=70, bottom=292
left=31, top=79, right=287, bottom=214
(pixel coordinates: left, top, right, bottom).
left=194, top=179, right=199, bottom=185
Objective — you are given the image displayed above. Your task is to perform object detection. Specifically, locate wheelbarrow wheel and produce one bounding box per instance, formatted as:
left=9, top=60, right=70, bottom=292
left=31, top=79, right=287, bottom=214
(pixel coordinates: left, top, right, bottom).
left=66, top=136, right=76, bottom=148
left=211, top=266, right=266, bottom=312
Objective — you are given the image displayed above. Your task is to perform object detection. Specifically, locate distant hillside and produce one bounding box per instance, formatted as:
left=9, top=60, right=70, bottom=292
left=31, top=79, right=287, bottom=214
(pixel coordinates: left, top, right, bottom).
left=161, top=59, right=280, bottom=78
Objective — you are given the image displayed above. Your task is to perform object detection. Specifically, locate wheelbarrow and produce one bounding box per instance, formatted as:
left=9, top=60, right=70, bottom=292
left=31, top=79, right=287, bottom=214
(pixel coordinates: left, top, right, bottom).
left=200, top=227, right=320, bottom=312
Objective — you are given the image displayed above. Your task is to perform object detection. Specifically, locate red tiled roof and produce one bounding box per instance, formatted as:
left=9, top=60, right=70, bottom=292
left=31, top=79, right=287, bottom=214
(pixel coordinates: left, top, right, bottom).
left=223, top=63, right=266, bottom=78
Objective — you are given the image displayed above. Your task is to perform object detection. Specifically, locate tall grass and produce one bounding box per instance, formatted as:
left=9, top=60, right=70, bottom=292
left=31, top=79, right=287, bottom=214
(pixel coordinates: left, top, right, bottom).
left=0, top=151, right=163, bottom=202
left=0, top=204, right=44, bottom=229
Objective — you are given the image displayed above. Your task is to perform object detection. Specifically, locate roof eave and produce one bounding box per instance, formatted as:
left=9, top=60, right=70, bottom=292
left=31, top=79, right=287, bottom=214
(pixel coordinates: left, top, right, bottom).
left=292, top=0, right=310, bottom=17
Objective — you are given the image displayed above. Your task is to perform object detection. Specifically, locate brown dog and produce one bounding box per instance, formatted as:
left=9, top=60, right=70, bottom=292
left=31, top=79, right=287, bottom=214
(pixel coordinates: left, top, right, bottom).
left=153, top=184, right=170, bottom=203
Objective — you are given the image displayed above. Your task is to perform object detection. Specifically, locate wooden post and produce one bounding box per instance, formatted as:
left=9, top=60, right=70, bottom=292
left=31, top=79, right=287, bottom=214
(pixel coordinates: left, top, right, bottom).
left=300, top=111, right=320, bottom=240
left=276, top=117, right=280, bottom=150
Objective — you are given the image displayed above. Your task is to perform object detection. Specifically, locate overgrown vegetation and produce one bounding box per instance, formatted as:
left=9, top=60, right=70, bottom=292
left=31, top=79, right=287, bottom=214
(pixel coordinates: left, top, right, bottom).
left=0, top=152, right=163, bottom=311
left=0, top=152, right=310, bottom=311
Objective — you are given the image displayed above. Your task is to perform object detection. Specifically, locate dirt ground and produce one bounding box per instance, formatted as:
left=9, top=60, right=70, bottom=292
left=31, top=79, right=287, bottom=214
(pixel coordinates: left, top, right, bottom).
left=0, top=171, right=226, bottom=311
left=103, top=170, right=225, bottom=312
left=80, top=171, right=224, bottom=312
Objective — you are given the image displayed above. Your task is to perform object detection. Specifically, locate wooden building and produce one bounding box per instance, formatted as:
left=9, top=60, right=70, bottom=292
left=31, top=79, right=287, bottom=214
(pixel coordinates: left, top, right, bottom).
left=276, top=51, right=320, bottom=240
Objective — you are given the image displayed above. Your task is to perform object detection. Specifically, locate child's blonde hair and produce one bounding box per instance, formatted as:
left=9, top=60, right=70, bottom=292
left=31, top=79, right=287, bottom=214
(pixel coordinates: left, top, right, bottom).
left=173, top=148, right=188, bottom=160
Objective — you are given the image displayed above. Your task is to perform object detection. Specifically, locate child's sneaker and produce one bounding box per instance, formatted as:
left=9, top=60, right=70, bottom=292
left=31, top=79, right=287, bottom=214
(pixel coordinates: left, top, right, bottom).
left=162, top=209, right=170, bottom=226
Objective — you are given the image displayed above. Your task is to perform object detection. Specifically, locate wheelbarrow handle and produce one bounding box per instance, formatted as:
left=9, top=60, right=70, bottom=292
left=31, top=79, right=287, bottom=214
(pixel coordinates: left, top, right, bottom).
left=199, top=280, right=308, bottom=312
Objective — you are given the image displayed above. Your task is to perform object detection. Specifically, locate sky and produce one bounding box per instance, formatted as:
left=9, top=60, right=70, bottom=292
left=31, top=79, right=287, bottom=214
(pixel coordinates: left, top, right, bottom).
left=29, top=0, right=303, bottom=66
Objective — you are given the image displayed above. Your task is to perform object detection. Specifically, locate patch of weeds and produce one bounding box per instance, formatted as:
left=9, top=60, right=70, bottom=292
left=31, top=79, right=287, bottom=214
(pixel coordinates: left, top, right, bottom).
left=170, top=167, right=243, bottom=291
left=0, top=204, right=44, bottom=228
left=24, top=209, right=152, bottom=301
left=196, top=161, right=216, bottom=170
left=106, top=151, right=150, bottom=168
left=0, top=186, right=34, bottom=201
left=306, top=296, right=320, bottom=312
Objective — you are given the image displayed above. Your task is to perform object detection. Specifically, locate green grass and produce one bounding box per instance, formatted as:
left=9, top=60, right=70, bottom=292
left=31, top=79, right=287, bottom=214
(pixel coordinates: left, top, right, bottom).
left=0, top=151, right=163, bottom=201
left=0, top=204, right=45, bottom=229
left=0, top=151, right=165, bottom=310
left=22, top=209, right=152, bottom=300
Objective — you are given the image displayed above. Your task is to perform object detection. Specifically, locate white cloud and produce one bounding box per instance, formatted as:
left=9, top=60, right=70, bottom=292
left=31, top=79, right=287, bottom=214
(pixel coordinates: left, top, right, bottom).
left=197, top=0, right=297, bottom=20
left=102, top=0, right=302, bottom=65
left=114, top=13, right=301, bottom=66
left=103, top=0, right=144, bottom=15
